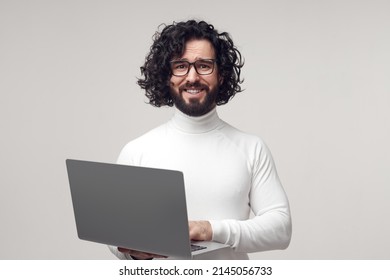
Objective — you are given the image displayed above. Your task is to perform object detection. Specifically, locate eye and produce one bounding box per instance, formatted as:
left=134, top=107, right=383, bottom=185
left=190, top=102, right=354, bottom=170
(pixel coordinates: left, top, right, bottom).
left=196, top=60, right=213, bottom=69
left=172, top=62, right=188, bottom=70
left=199, top=63, right=211, bottom=69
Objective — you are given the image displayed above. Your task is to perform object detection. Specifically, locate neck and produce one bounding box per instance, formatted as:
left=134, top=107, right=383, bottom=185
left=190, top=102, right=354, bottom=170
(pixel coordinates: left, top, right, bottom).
left=171, top=107, right=222, bottom=134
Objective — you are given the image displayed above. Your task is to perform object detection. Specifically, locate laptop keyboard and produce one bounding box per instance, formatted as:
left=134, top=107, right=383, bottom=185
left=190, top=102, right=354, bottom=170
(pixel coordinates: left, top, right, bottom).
left=191, top=244, right=207, bottom=252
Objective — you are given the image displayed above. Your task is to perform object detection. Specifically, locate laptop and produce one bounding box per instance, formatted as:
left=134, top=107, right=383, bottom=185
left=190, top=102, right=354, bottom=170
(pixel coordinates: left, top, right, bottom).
left=66, top=159, right=229, bottom=259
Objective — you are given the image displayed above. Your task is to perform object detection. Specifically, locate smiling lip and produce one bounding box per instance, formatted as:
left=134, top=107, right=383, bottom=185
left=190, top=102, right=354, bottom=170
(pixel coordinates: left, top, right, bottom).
left=185, top=89, right=203, bottom=95
left=179, top=82, right=208, bottom=93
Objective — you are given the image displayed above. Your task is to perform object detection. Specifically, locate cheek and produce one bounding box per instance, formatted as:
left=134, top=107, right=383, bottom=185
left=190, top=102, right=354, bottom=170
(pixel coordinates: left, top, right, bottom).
left=169, top=77, right=182, bottom=88
left=206, top=76, right=220, bottom=88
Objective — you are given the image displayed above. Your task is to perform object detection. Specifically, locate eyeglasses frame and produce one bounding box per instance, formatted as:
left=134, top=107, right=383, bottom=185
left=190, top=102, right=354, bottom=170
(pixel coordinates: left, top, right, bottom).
left=170, top=59, right=216, bottom=77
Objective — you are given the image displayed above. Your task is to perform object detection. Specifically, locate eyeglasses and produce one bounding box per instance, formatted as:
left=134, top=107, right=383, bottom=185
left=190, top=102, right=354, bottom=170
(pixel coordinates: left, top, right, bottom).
left=170, top=59, right=216, bottom=76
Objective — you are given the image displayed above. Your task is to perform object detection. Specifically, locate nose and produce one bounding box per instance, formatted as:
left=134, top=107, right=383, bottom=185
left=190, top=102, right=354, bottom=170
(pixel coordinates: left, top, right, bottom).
left=185, top=65, right=200, bottom=83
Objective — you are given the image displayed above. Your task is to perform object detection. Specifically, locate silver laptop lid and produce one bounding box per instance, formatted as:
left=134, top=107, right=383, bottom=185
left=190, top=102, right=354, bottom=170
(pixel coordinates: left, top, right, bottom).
left=66, top=159, right=192, bottom=259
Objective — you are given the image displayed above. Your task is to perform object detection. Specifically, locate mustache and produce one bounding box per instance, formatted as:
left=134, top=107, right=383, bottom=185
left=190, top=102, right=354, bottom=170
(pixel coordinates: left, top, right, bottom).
left=179, top=82, right=209, bottom=92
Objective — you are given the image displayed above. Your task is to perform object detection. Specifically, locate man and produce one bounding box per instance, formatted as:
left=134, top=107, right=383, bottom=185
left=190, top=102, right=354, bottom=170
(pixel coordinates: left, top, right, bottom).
left=109, top=20, right=292, bottom=260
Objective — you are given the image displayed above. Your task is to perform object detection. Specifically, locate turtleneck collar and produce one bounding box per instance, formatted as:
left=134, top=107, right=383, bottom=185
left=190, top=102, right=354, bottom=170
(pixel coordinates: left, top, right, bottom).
left=170, top=106, right=223, bottom=134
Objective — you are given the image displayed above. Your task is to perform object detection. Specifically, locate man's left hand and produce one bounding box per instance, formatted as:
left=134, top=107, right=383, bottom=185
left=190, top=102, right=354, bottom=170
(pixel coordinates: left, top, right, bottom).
left=189, top=220, right=212, bottom=241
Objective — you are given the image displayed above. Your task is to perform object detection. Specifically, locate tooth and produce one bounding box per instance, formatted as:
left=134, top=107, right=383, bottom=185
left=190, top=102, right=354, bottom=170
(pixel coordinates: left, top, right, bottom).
left=187, top=89, right=201, bottom=94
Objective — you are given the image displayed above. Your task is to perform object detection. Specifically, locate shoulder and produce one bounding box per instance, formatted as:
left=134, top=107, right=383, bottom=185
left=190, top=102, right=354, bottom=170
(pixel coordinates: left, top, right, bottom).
left=218, top=120, right=276, bottom=167
left=117, top=123, right=169, bottom=164
left=220, top=122, right=281, bottom=179
left=220, top=120, right=267, bottom=150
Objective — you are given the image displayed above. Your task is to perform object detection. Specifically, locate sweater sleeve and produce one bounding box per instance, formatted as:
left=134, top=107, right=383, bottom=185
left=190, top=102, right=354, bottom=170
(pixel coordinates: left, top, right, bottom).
left=209, top=141, right=292, bottom=253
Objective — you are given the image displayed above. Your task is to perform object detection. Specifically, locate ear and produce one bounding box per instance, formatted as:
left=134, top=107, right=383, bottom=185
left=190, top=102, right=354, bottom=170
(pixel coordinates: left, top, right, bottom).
left=218, top=75, right=224, bottom=85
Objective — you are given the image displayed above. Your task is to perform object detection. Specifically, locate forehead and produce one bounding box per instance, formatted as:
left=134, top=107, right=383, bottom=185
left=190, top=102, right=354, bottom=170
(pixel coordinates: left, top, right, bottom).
left=178, top=39, right=215, bottom=60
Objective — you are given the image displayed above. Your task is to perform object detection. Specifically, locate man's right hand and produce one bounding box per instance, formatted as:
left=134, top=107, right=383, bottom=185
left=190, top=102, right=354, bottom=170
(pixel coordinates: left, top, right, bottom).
left=117, top=247, right=167, bottom=259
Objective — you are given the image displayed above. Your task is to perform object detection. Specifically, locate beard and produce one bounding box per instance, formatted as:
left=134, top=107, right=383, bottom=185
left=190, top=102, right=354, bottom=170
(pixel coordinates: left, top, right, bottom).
left=170, top=82, right=218, bottom=117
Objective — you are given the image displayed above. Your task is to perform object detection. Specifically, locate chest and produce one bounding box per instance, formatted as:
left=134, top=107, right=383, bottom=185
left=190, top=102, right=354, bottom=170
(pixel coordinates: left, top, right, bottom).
left=137, top=133, right=253, bottom=219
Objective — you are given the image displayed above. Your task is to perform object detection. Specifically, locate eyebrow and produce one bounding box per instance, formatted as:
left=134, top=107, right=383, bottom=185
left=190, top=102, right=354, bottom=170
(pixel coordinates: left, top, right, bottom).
left=172, top=58, right=215, bottom=62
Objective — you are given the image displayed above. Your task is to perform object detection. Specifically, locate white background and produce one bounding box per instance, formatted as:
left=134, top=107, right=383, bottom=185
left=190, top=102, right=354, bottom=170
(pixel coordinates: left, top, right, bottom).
left=1, top=0, right=389, bottom=259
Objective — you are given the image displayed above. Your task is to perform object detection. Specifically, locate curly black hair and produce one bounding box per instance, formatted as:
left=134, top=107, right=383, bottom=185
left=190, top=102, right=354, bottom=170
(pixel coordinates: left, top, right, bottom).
left=137, top=20, right=244, bottom=107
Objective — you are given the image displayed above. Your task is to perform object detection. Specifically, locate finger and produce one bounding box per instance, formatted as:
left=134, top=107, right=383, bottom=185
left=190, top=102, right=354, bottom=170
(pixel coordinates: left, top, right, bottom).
left=188, top=221, right=212, bottom=241
left=118, top=247, right=166, bottom=259
left=118, top=247, right=131, bottom=253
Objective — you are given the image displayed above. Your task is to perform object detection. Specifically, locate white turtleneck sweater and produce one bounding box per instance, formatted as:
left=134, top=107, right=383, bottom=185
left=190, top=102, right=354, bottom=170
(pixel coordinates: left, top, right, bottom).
left=109, top=108, right=292, bottom=259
